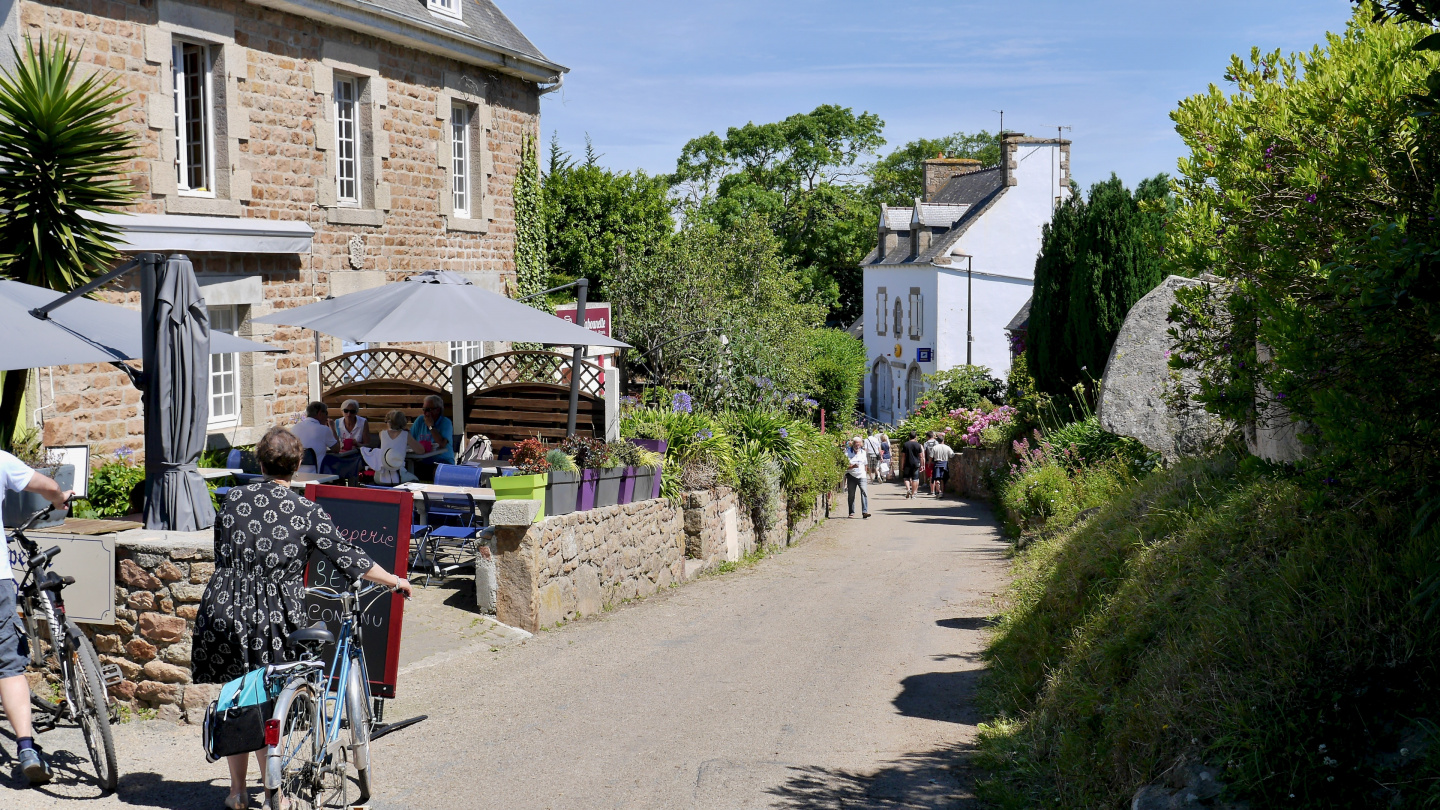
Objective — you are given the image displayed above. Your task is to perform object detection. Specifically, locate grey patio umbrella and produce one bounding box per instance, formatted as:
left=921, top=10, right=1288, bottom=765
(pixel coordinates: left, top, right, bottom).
left=0, top=277, right=278, bottom=371
left=141, top=255, right=217, bottom=532
left=251, top=270, right=629, bottom=347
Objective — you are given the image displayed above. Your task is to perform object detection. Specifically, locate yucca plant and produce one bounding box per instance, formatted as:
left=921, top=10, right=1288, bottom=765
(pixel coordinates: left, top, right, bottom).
left=0, top=37, right=138, bottom=448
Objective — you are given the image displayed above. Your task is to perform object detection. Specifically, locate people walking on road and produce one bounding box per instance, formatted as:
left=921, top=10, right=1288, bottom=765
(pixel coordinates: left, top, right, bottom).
left=845, top=436, right=872, bottom=519
left=192, top=426, right=414, bottom=810
left=880, top=434, right=893, bottom=482
left=929, top=435, right=954, bottom=497
left=863, top=433, right=883, bottom=483
left=0, top=450, right=72, bottom=786
left=900, top=432, right=924, bottom=498
left=922, top=431, right=938, bottom=489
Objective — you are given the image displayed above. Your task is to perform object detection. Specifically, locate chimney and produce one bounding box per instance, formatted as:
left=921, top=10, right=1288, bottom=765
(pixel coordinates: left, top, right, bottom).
left=922, top=153, right=983, bottom=202
left=1000, top=132, right=1025, bottom=188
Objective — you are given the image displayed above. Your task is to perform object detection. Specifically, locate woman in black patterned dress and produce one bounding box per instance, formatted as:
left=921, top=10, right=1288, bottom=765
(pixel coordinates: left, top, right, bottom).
left=191, top=427, right=412, bottom=810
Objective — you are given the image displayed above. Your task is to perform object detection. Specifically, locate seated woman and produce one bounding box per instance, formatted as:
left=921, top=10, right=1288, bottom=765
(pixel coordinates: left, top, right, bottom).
left=410, top=395, right=455, bottom=480
left=323, top=399, right=368, bottom=483
left=292, top=401, right=337, bottom=474
left=361, top=410, right=423, bottom=485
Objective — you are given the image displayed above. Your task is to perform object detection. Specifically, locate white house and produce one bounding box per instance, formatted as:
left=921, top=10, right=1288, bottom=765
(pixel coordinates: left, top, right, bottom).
left=861, top=132, right=1071, bottom=424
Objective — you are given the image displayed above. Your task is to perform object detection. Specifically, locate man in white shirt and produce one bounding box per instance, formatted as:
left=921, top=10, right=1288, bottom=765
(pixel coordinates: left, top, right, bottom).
left=863, top=433, right=883, bottom=482
left=1, top=449, right=72, bottom=785
left=844, top=436, right=871, bottom=519
left=929, top=436, right=955, bottom=497
left=291, top=401, right=338, bottom=473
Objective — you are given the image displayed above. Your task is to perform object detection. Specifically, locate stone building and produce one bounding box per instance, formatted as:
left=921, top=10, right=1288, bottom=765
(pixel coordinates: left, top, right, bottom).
left=860, top=132, right=1070, bottom=423
left=8, top=0, right=565, bottom=453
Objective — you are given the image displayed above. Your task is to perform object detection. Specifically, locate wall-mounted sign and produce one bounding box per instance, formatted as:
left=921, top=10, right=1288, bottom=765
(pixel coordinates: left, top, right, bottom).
left=554, top=302, right=612, bottom=338
left=893, top=343, right=903, bottom=358
left=917, top=348, right=933, bottom=363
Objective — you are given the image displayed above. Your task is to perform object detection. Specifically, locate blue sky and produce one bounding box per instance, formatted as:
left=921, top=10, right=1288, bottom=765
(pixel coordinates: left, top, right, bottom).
left=503, top=0, right=1351, bottom=191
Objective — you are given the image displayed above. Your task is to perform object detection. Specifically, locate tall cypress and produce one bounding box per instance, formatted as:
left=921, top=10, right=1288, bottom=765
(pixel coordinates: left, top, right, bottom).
left=1030, top=194, right=1085, bottom=395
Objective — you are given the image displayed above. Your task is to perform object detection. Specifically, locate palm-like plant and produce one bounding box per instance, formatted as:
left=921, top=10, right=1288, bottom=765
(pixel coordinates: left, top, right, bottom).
left=0, top=37, right=138, bottom=448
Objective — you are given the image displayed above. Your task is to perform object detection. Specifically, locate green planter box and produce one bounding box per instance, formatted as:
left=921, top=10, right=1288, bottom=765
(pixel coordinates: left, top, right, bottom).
left=492, top=472, right=548, bottom=521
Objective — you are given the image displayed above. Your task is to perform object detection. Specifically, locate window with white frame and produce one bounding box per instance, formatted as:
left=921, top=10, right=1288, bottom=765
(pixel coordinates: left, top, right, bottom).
left=449, top=341, right=482, bottom=365
left=875, top=287, right=887, bottom=336
left=208, top=306, right=239, bottom=427
left=428, top=0, right=460, bottom=17
left=173, top=41, right=215, bottom=194
left=451, top=104, right=471, bottom=218
left=335, top=75, right=360, bottom=205
left=908, top=287, right=923, bottom=339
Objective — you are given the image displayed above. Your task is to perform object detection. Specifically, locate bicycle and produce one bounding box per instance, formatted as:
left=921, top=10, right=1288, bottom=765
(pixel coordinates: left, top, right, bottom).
left=263, top=579, right=388, bottom=810
left=8, top=497, right=120, bottom=792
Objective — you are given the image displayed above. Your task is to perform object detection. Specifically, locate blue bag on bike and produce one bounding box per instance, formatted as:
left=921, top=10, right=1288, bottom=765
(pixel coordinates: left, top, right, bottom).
left=201, top=667, right=277, bottom=762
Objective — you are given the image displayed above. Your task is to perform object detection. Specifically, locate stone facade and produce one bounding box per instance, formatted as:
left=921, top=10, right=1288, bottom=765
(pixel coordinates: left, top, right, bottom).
left=18, top=0, right=552, bottom=455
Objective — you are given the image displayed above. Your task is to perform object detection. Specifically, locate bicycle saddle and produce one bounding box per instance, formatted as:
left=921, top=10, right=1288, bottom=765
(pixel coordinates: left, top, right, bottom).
left=287, top=623, right=335, bottom=648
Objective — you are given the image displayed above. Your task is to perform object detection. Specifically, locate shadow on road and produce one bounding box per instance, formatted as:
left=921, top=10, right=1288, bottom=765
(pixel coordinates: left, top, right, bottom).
left=893, top=670, right=984, bottom=725
left=766, top=743, right=983, bottom=809
left=936, top=617, right=995, bottom=631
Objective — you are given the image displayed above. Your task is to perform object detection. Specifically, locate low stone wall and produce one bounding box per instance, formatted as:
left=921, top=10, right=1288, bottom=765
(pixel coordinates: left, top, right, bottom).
left=944, top=447, right=1009, bottom=499
left=786, top=490, right=830, bottom=542
left=681, top=488, right=757, bottom=573
left=493, top=497, right=687, bottom=632
left=80, top=529, right=219, bottom=724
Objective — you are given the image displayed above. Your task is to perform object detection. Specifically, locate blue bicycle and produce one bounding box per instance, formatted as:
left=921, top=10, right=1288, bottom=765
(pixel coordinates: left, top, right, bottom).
left=263, top=579, right=387, bottom=810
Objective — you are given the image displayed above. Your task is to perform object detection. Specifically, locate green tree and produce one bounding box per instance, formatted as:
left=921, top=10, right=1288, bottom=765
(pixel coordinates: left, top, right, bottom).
left=0, top=38, right=138, bottom=450
left=866, top=130, right=1002, bottom=206
left=806, top=328, right=867, bottom=421
left=543, top=134, right=674, bottom=300
left=671, top=104, right=885, bottom=323
left=1029, top=174, right=1168, bottom=396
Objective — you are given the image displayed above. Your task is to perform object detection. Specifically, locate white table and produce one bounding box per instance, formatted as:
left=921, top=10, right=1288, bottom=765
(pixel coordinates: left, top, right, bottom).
left=396, top=483, right=495, bottom=528
left=289, top=473, right=340, bottom=490
left=198, top=467, right=243, bottom=481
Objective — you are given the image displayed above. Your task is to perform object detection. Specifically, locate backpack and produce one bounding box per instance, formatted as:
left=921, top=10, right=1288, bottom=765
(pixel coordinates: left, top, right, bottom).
left=459, top=434, right=493, bottom=465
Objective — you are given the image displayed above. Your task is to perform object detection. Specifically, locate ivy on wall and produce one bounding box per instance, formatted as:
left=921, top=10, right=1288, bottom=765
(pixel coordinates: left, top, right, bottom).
left=513, top=131, right=549, bottom=309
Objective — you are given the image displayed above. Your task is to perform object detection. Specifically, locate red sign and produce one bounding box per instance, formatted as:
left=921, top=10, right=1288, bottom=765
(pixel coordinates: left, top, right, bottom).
left=554, top=302, right=612, bottom=338
left=303, top=484, right=411, bottom=698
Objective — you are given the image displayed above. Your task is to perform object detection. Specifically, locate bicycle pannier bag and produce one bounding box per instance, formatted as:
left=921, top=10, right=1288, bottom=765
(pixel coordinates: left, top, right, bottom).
left=202, top=667, right=276, bottom=762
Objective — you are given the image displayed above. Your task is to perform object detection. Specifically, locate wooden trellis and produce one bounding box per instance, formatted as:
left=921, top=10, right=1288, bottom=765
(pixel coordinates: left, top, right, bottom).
left=319, top=349, right=451, bottom=438
left=461, top=351, right=605, bottom=451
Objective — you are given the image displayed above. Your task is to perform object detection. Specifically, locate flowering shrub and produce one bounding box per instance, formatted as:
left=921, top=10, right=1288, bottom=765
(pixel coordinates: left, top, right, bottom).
left=951, top=406, right=1018, bottom=448
left=672, top=391, right=693, bottom=413
left=511, top=438, right=551, bottom=474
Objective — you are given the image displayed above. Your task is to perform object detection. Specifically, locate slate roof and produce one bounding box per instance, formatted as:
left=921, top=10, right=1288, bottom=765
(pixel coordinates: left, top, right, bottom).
left=914, top=203, right=969, bottom=228
left=1005, top=297, right=1032, bottom=332
left=364, top=0, right=554, bottom=64
left=863, top=167, right=1008, bottom=266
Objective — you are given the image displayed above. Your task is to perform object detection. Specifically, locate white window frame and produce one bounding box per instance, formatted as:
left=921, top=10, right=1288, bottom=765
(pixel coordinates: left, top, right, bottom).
left=427, top=0, right=461, bottom=19
left=451, top=104, right=471, bottom=219
left=875, top=287, right=887, bottom=336
left=208, top=306, right=239, bottom=428
left=449, top=341, right=482, bottom=365
left=334, top=75, right=360, bottom=206
left=173, top=40, right=216, bottom=197
left=909, top=288, right=923, bottom=340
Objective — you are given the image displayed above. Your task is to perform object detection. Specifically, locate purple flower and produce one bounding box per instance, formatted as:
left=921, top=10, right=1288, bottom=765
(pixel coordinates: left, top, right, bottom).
left=1306, top=193, right=1317, bottom=204
left=803, top=398, right=818, bottom=408
left=116, top=446, right=134, bottom=459
left=694, top=428, right=712, bottom=440
left=672, top=391, right=693, bottom=414
left=778, top=428, right=789, bottom=438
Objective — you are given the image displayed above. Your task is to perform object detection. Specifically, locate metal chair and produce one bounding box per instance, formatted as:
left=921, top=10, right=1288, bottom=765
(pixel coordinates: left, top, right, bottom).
left=433, top=463, right=482, bottom=489
left=411, top=491, right=480, bottom=586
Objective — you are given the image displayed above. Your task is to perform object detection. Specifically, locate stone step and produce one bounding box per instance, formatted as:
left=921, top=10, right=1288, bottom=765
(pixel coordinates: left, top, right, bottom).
left=684, top=560, right=703, bottom=581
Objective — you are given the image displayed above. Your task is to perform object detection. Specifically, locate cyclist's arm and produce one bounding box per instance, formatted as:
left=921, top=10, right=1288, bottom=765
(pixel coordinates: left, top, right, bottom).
left=360, top=564, right=412, bottom=598
left=23, top=471, right=71, bottom=510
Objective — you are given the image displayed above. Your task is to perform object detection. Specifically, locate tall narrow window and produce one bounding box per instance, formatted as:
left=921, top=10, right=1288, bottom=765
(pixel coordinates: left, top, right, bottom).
left=173, top=41, right=214, bottom=194
left=208, top=306, right=238, bottom=427
left=893, top=298, right=903, bottom=339
left=335, top=76, right=359, bottom=204
left=449, top=341, right=482, bottom=365
left=908, top=288, right=923, bottom=339
left=875, top=287, right=888, bottom=336
left=451, top=104, right=471, bottom=218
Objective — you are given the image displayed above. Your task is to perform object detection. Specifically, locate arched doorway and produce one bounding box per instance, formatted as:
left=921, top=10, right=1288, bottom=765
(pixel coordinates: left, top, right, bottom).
left=906, top=364, right=924, bottom=416
left=869, top=358, right=884, bottom=419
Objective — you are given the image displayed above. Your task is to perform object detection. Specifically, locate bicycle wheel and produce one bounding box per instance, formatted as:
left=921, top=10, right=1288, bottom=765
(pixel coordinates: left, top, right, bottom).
left=64, top=621, right=119, bottom=792
left=268, top=683, right=322, bottom=810
left=345, top=664, right=372, bottom=801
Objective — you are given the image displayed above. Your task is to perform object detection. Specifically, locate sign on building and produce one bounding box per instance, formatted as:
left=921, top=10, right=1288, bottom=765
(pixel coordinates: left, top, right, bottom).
left=554, top=302, right=612, bottom=338
left=917, top=348, right=933, bottom=362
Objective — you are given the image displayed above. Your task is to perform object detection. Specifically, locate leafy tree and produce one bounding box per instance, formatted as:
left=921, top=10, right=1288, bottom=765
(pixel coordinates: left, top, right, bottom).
left=1029, top=174, right=1168, bottom=396
left=671, top=104, right=885, bottom=323
left=805, top=328, right=867, bottom=421
left=609, top=216, right=826, bottom=410
left=543, top=134, right=674, bottom=300
left=866, top=130, right=1002, bottom=206
left=0, top=38, right=138, bottom=450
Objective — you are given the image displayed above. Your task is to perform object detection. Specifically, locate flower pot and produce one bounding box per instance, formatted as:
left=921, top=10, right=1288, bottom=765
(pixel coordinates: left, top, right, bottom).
left=491, top=472, right=548, bottom=521
left=629, top=439, right=667, bottom=499
left=545, top=469, right=580, bottom=517
left=630, top=466, right=657, bottom=503
left=577, top=468, right=599, bottom=511
left=595, top=466, right=624, bottom=508
left=2, top=465, right=74, bottom=529
left=617, top=466, right=638, bottom=505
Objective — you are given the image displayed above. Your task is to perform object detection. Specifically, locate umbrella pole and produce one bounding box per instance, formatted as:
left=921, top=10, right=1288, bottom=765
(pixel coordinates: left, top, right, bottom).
left=567, top=279, right=588, bottom=437
left=138, top=253, right=162, bottom=520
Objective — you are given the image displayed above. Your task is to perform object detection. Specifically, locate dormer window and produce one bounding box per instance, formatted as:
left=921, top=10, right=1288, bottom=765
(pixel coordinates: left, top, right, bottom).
left=428, top=0, right=461, bottom=19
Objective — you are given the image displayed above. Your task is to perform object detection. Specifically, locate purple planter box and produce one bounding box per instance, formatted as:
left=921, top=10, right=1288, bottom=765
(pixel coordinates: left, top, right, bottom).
left=617, top=466, right=637, bottom=505
left=628, top=439, right=668, bottom=498
left=577, top=468, right=600, bottom=511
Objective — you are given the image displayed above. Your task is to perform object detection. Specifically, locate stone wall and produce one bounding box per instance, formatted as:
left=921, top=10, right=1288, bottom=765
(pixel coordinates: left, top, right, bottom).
left=680, top=488, right=756, bottom=573
left=943, top=447, right=1009, bottom=499
left=81, top=530, right=219, bottom=724
left=786, top=490, right=830, bottom=542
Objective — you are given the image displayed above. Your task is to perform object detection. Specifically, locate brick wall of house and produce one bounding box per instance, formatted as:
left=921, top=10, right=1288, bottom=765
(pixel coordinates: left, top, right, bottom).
left=20, top=0, right=540, bottom=456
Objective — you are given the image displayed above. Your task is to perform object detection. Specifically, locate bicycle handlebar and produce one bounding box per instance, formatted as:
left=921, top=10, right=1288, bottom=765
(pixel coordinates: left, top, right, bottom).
left=14, top=494, right=87, bottom=535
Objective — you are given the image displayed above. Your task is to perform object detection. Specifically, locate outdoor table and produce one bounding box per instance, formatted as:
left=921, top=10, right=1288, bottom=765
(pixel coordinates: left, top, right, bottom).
left=289, top=472, right=339, bottom=490
left=198, top=467, right=243, bottom=481
left=394, top=482, right=496, bottom=529
left=405, top=448, right=445, bottom=475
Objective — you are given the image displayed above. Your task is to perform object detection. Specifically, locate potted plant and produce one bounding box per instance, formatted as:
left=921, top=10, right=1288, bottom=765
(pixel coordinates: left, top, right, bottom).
left=543, top=449, right=580, bottom=517
left=629, top=449, right=663, bottom=504
left=561, top=436, right=607, bottom=511
left=593, top=446, right=624, bottom=509
left=491, top=438, right=549, bottom=521
left=1, top=431, right=75, bottom=528
left=609, top=440, right=644, bottom=505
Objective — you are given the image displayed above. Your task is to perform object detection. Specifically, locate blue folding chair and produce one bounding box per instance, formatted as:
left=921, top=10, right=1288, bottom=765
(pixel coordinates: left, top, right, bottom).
left=214, top=448, right=248, bottom=499
left=433, top=464, right=482, bottom=489
left=411, top=491, right=480, bottom=586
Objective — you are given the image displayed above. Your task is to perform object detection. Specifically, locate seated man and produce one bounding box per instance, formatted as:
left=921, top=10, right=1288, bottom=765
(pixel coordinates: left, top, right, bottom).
left=410, top=395, right=455, bottom=479
left=291, top=401, right=337, bottom=473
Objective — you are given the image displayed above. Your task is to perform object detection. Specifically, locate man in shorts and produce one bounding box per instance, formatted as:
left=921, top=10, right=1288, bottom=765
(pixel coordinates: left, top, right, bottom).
left=863, top=433, right=883, bottom=483
left=921, top=431, right=938, bottom=489
left=929, top=435, right=955, bottom=497
left=1, top=449, right=72, bottom=785
left=900, top=432, right=925, bottom=499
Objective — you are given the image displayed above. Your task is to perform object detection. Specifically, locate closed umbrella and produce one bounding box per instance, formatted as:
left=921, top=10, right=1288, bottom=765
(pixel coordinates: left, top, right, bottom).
left=141, top=255, right=216, bottom=532
left=0, top=277, right=278, bottom=371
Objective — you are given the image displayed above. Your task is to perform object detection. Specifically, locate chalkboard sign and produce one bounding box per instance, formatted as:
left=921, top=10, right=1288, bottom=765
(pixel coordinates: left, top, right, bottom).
left=303, top=484, right=411, bottom=699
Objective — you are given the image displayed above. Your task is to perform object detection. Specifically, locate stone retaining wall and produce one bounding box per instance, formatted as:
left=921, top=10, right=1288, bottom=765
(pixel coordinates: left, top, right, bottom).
left=681, top=488, right=757, bottom=573
left=786, top=490, right=830, bottom=542
left=944, top=447, right=1009, bottom=499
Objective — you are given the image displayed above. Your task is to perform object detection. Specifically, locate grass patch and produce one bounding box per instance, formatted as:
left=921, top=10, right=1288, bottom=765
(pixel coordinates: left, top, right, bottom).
left=977, top=451, right=1440, bottom=808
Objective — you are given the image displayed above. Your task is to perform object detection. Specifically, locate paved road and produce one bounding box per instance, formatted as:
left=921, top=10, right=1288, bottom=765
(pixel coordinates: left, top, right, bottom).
left=2, top=482, right=1009, bottom=809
